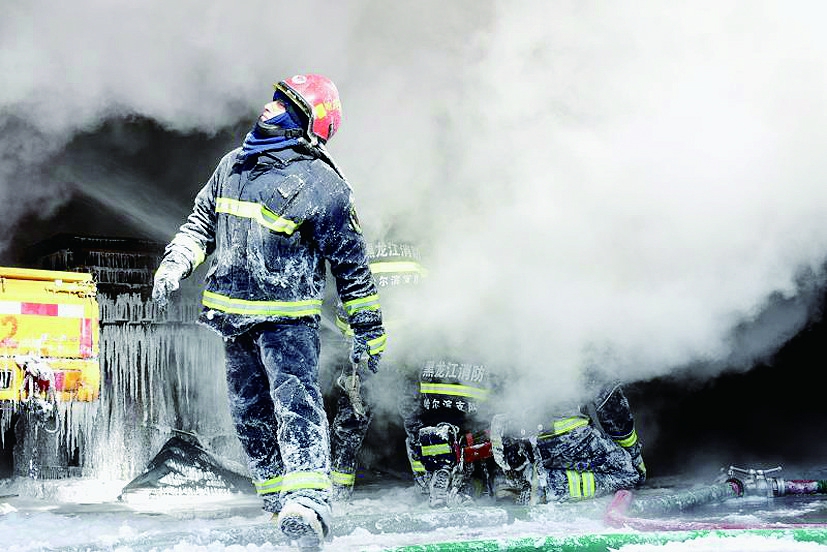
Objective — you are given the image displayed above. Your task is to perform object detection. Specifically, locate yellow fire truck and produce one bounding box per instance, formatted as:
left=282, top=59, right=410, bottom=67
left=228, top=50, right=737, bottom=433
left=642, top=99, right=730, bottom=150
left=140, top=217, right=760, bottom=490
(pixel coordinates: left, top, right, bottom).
left=0, top=266, right=99, bottom=424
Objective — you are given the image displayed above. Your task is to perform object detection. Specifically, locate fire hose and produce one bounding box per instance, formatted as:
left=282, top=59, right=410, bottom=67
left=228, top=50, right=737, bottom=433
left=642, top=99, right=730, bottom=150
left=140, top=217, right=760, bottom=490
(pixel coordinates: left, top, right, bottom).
left=605, top=465, right=827, bottom=531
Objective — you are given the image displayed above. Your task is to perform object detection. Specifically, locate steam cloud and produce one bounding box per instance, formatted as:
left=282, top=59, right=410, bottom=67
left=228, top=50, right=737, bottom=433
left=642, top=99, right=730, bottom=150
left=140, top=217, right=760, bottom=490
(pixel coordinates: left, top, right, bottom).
left=2, top=1, right=827, bottom=415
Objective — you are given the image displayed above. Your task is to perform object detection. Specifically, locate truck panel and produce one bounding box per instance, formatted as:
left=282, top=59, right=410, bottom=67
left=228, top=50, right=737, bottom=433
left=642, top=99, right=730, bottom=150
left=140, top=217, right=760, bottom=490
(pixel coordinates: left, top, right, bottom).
left=0, top=358, right=100, bottom=402
left=0, top=267, right=99, bottom=404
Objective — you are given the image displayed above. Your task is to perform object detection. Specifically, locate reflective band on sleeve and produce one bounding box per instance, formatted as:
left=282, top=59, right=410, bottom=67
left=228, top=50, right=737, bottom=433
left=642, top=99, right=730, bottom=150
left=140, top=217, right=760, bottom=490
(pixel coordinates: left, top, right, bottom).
left=582, top=471, right=596, bottom=497
left=566, top=470, right=596, bottom=499
left=216, top=197, right=298, bottom=235
left=334, top=314, right=354, bottom=337
left=614, top=428, right=638, bottom=448
left=538, top=416, right=589, bottom=439
left=367, top=333, right=387, bottom=356
left=421, top=443, right=452, bottom=457
left=369, top=260, right=429, bottom=277
left=280, top=471, right=331, bottom=492
left=202, top=290, right=322, bottom=317
left=171, top=233, right=206, bottom=268
left=254, top=476, right=283, bottom=496
left=331, top=471, right=356, bottom=486
left=419, top=382, right=490, bottom=401
left=342, top=293, right=381, bottom=315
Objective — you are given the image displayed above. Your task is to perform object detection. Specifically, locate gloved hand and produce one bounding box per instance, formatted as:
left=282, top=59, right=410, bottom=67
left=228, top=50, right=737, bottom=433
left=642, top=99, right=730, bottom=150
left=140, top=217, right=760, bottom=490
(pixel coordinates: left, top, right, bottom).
left=631, top=453, right=647, bottom=486
left=413, top=472, right=431, bottom=495
left=350, top=331, right=384, bottom=373
left=152, top=253, right=189, bottom=309
left=506, top=439, right=532, bottom=471
left=490, top=414, right=532, bottom=473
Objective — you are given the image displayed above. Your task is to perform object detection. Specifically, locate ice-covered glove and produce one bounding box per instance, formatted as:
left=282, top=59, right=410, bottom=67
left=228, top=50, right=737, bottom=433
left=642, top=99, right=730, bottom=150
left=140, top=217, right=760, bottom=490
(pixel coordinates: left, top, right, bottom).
left=490, top=414, right=532, bottom=473
left=621, top=440, right=647, bottom=486
left=631, top=453, right=647, bottom=486
left=152, top=253, right=189, bottom=309
left=349, top=330, right=386, bottom=374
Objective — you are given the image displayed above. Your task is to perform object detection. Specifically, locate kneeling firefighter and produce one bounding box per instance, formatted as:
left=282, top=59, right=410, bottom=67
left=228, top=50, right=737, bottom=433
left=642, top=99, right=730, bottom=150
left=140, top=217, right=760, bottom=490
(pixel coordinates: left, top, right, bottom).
left=399, top=354, right=504, bottom=508
left=491, top=380, right=646, bottom=504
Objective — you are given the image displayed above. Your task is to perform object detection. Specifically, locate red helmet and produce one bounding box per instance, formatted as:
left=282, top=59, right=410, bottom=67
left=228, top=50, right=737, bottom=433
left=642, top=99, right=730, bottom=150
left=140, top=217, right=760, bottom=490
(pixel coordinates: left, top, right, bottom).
left=275, top=74, right=342, bottom=144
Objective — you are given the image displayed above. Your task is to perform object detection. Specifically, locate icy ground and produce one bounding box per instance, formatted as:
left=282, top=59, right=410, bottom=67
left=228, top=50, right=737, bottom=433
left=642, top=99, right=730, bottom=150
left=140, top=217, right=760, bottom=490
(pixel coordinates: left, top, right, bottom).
left=2, top=476, right=827, bottom=551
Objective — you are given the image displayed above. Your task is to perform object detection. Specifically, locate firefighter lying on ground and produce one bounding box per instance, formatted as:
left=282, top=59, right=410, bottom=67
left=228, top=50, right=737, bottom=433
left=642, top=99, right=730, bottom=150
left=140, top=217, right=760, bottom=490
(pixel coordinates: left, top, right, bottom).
left=399, top=357, right=646, bottom=507
left=323, top=241, right=428, bottom=501
left=490, top=380, right=647, bottom=504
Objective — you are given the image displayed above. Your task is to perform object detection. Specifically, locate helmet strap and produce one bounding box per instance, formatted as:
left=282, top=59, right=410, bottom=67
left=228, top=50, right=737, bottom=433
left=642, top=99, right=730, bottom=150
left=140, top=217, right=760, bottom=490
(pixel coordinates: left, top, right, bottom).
left=256, top=121, right=304, bottom=139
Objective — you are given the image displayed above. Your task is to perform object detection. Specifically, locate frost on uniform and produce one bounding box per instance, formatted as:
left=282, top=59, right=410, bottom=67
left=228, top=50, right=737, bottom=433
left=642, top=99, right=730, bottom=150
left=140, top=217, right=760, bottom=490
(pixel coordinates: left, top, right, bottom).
left=152, top=73, right=385, bottom=549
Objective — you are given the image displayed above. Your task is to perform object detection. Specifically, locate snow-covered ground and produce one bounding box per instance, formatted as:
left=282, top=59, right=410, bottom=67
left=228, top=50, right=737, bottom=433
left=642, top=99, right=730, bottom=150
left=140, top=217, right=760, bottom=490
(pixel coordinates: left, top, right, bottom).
left=3, top=476, right=827, bottom=551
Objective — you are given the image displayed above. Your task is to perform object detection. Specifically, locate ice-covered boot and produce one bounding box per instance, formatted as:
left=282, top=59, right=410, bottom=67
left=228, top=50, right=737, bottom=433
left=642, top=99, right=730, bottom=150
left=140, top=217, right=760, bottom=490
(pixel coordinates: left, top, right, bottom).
left=331, top=482, right=353, bottom=502
left=413, top=473, right=431, bottom=495
left=492, top=471, right=523, bottom=502
left=428, top=468, right=452, bottom=508
left=277, top=501, right=325, bottom=551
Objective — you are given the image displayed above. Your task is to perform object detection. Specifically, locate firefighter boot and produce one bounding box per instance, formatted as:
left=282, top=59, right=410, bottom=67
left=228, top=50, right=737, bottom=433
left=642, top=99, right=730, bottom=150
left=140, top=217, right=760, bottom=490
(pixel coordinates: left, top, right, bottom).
left=429, top=468, right=452, bottom=508
left=277, top=501, right=326, bottom=551
left=331, top=481, right=353, bottom=502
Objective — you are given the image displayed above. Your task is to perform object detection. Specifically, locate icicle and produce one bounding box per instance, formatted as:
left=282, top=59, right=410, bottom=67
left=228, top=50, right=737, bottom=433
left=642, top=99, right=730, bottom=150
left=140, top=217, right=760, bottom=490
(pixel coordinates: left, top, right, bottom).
left=87, top=292, right=243, bottom=480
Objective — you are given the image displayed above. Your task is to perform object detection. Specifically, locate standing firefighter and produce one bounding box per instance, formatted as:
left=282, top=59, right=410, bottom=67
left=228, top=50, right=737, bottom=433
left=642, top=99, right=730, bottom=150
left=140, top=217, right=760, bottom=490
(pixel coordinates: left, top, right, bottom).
left=152, top=74, right=385, bottom=550
left=325, top=241, right=426, bottom=501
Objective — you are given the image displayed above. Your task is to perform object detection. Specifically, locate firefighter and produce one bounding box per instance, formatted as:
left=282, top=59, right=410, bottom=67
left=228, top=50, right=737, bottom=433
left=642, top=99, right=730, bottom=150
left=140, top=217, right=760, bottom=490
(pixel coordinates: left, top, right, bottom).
left=399, top=352, right=504, bottom=508
left=325, top=241, right=427, bottom=501
left=151, top=74, right=385, bottom=550
left=491, top=379, right=646, bottom=504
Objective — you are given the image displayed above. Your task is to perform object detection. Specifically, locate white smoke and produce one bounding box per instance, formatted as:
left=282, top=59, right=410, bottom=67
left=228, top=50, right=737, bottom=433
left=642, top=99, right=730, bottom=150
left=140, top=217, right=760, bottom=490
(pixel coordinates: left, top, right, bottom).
left=0, top=0, right=365, bottom=243
left=2, top=0, right=827, bottom=414
left=411, top=1, right=827, bottom=408
left=361, top=1, right=827, bottom=410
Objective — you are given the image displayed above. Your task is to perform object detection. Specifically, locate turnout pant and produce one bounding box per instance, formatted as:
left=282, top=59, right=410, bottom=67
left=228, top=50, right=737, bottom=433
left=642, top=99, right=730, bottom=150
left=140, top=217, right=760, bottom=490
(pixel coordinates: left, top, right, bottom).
left=224, top=322, right=331, bottom=523
left=536, top=424, right=640, bottom=501
left=330, top=375, right=373, bottom=491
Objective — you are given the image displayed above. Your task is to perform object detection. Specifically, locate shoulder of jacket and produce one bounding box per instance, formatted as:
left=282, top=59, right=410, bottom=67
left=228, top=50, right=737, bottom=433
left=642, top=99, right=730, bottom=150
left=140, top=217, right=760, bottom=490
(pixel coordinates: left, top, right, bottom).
left=308, top=159, right=351, bottom=195
left=223, top=147, right=243, bottom=161
left=307, top=156, right=341, bottom=177
left=217, top=147, right=244, bottom=171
